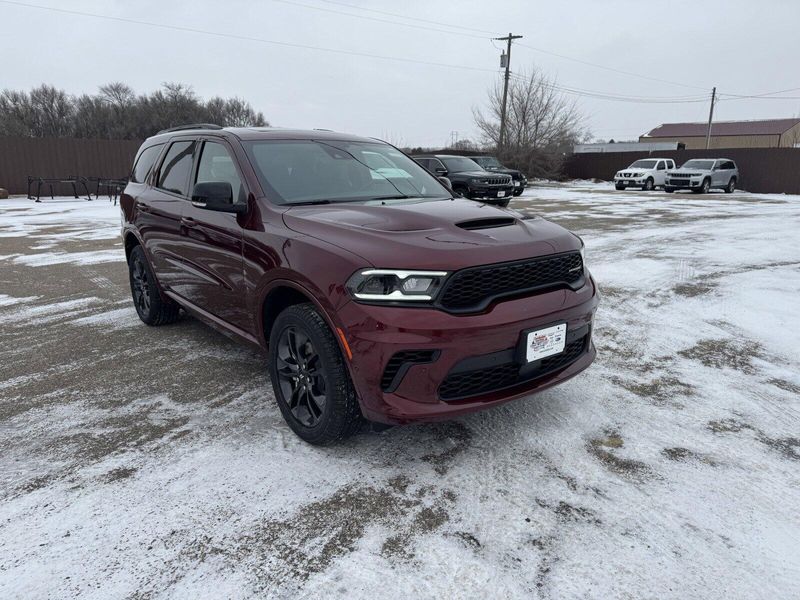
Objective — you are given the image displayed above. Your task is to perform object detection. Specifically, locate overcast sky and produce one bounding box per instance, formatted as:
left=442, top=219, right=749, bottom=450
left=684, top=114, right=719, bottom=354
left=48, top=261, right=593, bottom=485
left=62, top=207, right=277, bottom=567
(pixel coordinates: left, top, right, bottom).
left=2, top=0, right=800, bottom=146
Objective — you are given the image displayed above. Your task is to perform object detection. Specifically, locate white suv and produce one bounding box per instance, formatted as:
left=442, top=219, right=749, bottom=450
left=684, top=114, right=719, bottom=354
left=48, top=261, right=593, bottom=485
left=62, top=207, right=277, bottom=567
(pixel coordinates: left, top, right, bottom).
left=614, top=158, right=676, bottom=191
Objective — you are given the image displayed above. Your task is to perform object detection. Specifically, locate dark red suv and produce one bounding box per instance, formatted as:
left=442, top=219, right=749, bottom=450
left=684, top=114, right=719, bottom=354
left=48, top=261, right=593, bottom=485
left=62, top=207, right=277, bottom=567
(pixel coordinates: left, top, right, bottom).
left=121, top=125, right=599, bottom=444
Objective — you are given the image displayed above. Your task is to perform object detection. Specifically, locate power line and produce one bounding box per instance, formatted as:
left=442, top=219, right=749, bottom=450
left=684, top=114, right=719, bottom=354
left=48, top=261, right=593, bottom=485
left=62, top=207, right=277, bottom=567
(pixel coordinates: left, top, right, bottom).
left=514, top=42, right=709, bottom=92
left=0, top=0, right=501, bottom=74
left=270, top=0, right=487, bottom=40
left=317, top=0, right=500, bottom=36
left=507, top=73, right=711, bottom=104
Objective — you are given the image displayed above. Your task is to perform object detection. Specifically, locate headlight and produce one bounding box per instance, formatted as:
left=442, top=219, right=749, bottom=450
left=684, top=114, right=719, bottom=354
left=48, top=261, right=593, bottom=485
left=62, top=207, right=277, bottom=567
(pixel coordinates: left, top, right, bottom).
left=346, top=269, right=449, bottom=302
left=576, top=236, right=586, bottom=265
left=633, top=172, right=642, bottom=177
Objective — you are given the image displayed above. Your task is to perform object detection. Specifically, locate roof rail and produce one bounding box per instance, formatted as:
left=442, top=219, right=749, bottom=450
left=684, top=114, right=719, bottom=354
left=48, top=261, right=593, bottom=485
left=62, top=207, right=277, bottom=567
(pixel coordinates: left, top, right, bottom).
left=156, top=123, right=223, bottom=135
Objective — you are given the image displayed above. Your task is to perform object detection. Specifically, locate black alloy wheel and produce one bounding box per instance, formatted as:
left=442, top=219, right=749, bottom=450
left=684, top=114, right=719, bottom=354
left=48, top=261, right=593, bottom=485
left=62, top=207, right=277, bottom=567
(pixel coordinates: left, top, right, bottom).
left=275, top=326, right=327, bottom=427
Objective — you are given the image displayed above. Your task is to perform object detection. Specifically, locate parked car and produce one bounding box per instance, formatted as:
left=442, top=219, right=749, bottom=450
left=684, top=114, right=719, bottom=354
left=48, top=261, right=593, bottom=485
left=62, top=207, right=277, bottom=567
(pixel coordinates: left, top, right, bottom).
left=412, top=154, right=514, bottom=206
left=664, top=159, right=738, bottom=194
left=613, top=158, right=676, bottom=190
left=121, top=125, right=599, bottom=444
left=469, top=155, right=528, bottom=196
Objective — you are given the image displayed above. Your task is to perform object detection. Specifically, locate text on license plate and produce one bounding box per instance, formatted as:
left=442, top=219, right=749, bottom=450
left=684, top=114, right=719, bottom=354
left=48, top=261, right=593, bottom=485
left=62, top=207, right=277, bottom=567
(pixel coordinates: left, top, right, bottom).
left=497, top=190, right=506, bottom=197
left=526, top=323, right=566, bottom=362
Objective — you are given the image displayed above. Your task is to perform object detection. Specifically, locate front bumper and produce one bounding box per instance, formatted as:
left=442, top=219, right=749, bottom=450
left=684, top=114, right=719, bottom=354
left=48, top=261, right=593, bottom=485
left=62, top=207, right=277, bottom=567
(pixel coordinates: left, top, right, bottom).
left=614, top=176, right=646, bottom=186
left=666, top=178, right=701, bottom=188
left=467, top=184, right=514, bottom=199
left=337, top=276, right=600, bottom=424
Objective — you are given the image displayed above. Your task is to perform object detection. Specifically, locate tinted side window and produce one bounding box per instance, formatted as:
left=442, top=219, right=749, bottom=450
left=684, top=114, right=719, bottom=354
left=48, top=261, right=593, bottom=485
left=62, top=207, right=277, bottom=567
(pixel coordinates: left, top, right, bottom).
left=195, top=142, right=245, bottom=204
left=722, top=161, right=735, bottom=169
left=657, top=161, right=665, bottom=170
left=130, top=144, right=163, bottom=184
left=430, top=159, right=446, bottom=172
left=157, top=141, right=196, bottom=196
left=414, top=158, right=430, bottom=169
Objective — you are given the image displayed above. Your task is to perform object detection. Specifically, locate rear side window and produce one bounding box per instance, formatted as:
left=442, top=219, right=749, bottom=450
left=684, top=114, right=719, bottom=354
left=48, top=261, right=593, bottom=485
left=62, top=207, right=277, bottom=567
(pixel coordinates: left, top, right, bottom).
left=157, top=141, right=196, bottom=196
left=130, top=144, right=163, bottom=184
left=721, top=161, right=735, bottom=169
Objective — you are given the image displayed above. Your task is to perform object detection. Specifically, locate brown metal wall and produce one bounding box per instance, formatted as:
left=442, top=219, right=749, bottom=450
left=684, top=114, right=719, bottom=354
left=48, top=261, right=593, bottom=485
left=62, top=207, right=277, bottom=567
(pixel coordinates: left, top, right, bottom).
left=563, top=148, right=800, bottom=194
left=0, top=137, right=143, bottom=195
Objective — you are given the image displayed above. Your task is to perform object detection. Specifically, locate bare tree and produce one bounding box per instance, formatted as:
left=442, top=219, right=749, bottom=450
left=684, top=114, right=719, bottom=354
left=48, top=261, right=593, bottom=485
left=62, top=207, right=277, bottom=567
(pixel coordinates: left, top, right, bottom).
left=0, top=82, right=269, bottom=139
left=474, top=68, right=587, bottom=178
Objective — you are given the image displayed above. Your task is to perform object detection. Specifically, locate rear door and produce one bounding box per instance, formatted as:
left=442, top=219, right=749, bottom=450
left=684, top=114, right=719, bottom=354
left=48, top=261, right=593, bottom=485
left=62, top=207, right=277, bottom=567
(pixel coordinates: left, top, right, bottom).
left=139, top=138, right=197, bottom=289
left=172, top=138, right=251, bottom=332
left=711, top=160, right=726, bottom=186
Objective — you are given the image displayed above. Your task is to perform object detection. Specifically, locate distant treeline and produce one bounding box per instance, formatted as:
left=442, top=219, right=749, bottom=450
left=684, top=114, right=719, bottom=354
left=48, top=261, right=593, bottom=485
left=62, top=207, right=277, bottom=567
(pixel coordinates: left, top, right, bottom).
left=0, top=82, right=268, bottom=139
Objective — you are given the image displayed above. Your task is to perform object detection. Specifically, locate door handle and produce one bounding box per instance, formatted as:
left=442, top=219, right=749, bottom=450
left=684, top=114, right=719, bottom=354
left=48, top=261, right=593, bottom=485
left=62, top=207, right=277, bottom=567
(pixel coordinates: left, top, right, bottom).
left=181, top=216, right=197, bottom=228
left=137, top=202, right=151, bottom=213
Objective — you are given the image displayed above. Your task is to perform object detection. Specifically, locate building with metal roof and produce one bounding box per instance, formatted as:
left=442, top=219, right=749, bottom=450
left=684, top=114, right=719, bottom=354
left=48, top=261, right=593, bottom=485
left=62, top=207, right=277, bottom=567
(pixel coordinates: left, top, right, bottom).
left=639, top=118, right=800, bottom=149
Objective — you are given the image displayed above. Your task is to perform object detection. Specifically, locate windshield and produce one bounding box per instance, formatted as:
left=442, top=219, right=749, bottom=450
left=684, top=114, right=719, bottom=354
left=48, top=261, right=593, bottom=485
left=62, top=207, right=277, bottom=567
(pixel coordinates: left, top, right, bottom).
left=440, top=156, right=483, bottom=173
left=681, top=160, right=715, bottom=170
left=628, top=159, right=657, bottom=169
left=244, top=140, right=450, bottom=205
left=473, top=156, right=503, bottom=169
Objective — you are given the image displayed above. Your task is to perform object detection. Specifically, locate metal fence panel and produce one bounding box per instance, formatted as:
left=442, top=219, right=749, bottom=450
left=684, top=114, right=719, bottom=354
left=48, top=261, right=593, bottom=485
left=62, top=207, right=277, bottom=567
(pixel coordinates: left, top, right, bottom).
left=0, top=137, right=142, bottom=195
left=563, top=148, right=800, bottom=194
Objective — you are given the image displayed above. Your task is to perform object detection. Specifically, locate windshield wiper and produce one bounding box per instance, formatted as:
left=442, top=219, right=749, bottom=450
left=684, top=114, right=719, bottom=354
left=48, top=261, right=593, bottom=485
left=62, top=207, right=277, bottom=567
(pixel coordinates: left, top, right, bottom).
left=286, top=199, right=333, bottom=206
left=370, top=194, right=411, bottom=200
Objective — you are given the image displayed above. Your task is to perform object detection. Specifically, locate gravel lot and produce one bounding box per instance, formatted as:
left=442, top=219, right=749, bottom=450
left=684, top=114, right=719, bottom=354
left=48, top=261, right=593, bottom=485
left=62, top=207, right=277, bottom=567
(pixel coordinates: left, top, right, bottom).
left=1, top=183, right=799, bottom=599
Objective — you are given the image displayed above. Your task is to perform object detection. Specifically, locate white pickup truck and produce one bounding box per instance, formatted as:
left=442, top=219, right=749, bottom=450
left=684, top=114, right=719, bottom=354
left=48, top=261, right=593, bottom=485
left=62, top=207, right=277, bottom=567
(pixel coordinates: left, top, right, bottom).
left=614, top=158, right=676, bottom=191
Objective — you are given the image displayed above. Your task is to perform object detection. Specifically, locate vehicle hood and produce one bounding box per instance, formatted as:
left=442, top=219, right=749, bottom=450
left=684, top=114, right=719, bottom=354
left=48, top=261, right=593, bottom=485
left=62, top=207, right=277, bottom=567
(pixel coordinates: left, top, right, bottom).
left=668, top=168, right=711, bottom=175
left=455, top=170, right=509, bottom=179
left=282, top=198, right=580, bottom=270
left=487, top=167, right=525, bottom=178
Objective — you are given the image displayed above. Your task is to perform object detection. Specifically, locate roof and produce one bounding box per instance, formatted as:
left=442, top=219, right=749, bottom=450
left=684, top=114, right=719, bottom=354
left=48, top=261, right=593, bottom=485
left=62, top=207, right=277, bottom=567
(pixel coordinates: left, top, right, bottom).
left=643, top=118, right=800, bottom=138
left=147, top=126, right=375, bottom=143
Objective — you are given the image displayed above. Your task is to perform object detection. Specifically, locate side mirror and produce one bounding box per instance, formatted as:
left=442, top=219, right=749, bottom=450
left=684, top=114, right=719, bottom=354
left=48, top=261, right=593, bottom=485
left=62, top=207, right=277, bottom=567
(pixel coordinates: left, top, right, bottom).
left=435, top=168, right=448, bottom=176
left=191, top=182, right=245, bottom=214
left=438, top=176, right=453, bottom=191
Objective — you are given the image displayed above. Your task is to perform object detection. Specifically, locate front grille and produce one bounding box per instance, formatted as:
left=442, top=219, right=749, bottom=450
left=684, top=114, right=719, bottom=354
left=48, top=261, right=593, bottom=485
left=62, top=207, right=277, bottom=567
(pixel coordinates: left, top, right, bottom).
left=670, top=173, right=691, bottom=178
left=381, top=350, right=438, bottom=392
left=622, top=172, right=632, bottom=177
left=439, top=337, right=588, bottom=400
left=438, top=252, right=584, bottom=312
left=482, top=176, right=511, bottom=186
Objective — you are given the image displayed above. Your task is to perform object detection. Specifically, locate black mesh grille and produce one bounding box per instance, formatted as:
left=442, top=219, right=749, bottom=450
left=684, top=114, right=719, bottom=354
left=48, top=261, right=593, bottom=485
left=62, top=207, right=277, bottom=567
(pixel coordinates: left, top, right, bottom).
left=439, top=252, right=583, bottom=311
left=381, top=350, right=438, bottom=392
left=439, top=337, right=587, bottom=401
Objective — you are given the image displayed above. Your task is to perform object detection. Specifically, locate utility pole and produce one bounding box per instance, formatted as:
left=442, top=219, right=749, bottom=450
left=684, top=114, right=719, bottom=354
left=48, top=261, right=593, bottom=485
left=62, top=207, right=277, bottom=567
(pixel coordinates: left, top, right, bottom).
left=494, top=32, right=523, bottom=150
left=705, top=87, right=716, bottom=150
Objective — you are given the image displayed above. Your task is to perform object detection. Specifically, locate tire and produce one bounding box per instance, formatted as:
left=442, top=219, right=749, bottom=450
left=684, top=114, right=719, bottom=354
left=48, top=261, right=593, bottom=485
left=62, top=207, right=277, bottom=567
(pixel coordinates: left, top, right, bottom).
left=128, top=245, right=180, bottom=326
left=664, top=186, right=675, bottom=193
left=725, top=177, right=736, bottom=194
left=643, top=178, right=654, bottom=191
left=512, top=188, right=524, bottom=197
left=268, top=303, right=362, bottom=445
left=693, top=178, right=710, bottom=194
left=615, top=183, right=626, bottom=191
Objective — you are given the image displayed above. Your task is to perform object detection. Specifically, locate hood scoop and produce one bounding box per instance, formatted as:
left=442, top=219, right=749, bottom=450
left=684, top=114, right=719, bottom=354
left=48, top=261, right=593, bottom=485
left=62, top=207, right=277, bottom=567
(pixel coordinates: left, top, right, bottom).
left=456, top=217, right=517, bottom=231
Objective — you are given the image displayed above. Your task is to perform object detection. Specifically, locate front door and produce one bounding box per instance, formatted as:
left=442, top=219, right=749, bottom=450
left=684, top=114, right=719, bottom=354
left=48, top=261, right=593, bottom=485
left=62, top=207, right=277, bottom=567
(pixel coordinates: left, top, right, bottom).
left=654, top=160, right=667, bottom=186
left=173, top=139, right=251, bottom=333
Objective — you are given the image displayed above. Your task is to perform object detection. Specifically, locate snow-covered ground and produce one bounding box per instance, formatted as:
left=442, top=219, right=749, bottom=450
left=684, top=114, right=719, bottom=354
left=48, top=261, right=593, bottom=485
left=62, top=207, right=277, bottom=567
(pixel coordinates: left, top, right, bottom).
left=1, top=184, right=798, bottom=599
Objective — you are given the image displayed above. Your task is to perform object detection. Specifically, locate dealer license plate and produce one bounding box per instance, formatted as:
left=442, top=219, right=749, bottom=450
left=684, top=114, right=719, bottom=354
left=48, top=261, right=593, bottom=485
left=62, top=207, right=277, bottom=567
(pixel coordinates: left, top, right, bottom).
left=497, top=190, right=506, bottom=197
left=526, top=323, right=566, bottom=363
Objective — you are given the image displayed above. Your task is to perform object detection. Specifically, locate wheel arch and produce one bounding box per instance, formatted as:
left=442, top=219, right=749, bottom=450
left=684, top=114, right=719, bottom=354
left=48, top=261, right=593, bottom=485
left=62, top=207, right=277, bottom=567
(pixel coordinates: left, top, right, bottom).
left=258, top=280, right=346, bottom=354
